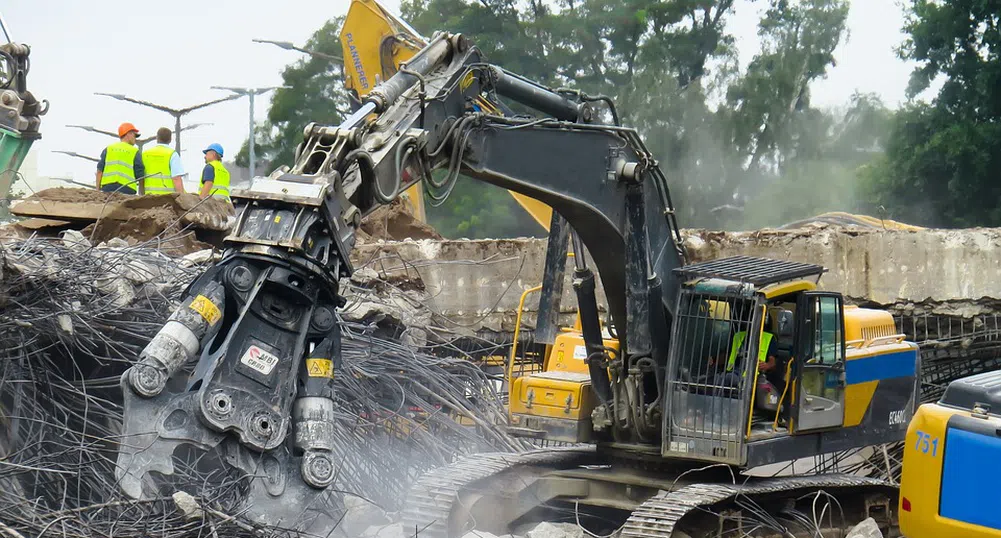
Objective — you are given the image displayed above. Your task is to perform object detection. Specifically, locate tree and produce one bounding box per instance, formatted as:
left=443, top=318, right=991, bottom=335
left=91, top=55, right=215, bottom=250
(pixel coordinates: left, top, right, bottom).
left=865, top=0, right=1001, bottom=227
left=247, top=0, right=871, bottom=235
left=234, top=18, right=349, bottom=172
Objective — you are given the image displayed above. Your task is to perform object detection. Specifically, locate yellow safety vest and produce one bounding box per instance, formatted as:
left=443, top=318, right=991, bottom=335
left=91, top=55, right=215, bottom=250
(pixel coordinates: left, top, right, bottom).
left=101, top=141, right=139, bottom=189
left=203, top=160, right=230, bottom=201
left=141, top=145, right=176, bottom=195
left=726, top=331, right=774, bottom=373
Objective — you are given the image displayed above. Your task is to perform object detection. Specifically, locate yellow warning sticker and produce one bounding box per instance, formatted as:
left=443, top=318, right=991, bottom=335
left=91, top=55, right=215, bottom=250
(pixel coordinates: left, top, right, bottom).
left=189, top=295, right=221, bottom=326
left=306, top=358, right=334, bottom=378
left=274, top=215, right=281, bottom=223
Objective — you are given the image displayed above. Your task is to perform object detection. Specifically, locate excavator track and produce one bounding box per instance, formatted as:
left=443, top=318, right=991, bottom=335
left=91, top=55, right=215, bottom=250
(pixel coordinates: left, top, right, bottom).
left=405, top=450, right=895, bottom=538
left=622, top=474, right=895, bottom=538
left=401, top=446, right=597, bottom=538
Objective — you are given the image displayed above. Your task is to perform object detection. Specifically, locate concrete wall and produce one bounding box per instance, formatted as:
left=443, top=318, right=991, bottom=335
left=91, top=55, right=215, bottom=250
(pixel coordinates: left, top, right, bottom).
left=348, top=226, right=1001, bottom=335
left=684, top=227, right=1001, bottom=316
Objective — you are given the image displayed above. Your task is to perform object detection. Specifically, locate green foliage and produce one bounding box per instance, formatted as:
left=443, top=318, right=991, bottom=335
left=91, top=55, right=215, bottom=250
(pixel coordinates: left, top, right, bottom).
left=866, top=0, right=1001, bottom=227
left=426, top=177, right=547, bottom=239
left=247, top=0, right=893, bottom=236
left=235, top=18, right=349, bottom=172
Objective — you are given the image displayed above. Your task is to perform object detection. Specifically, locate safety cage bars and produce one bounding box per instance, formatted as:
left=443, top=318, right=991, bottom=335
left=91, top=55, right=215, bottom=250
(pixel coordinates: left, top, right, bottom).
left=663, top=288, right=761, bottom=464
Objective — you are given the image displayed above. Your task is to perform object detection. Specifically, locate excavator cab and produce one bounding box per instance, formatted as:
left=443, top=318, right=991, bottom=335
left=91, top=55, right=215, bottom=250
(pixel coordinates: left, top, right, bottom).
left=662, top=256, right=920, bottom=468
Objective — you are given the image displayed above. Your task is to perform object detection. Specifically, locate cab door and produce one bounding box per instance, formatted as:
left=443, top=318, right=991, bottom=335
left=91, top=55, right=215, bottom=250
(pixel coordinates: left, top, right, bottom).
left=793, top=292, right=846, bottom=432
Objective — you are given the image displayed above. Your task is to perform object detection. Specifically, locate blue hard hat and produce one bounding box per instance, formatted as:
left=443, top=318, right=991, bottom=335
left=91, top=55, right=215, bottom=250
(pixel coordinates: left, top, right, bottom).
left=203, top=143, right=224, bottom=157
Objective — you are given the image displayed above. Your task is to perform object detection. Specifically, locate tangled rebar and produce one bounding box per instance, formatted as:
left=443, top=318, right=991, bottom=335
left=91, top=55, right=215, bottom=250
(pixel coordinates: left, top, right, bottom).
left=0, top=232, right=527, bottom=537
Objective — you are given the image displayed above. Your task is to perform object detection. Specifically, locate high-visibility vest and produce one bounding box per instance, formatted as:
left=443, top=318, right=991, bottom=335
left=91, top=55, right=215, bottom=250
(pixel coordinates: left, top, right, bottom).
left=101, top=141, right=139, bottom=189
left=726, top=330, right=774, bottom=373
left=141, top=145, right=176, bottom=195
left=204, top=160, right=230, bottom=201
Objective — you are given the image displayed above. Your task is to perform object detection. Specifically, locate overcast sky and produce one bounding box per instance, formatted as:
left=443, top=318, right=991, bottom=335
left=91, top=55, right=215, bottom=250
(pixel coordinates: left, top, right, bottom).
left=5, top=0, right=926, bottom=182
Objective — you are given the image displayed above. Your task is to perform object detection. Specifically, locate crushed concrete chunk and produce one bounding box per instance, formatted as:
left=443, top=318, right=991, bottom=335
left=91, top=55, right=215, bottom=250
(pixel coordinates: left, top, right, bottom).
left=59, top=230, right=90, bottom=251
left=342, top=495, right=391, bottom=536
left=101, top=237, right=130, bottom=249
left=461, top=531, right=513, bottom=538
left=361, top=522, right=403, bottom=538
left=180, top=249, right=218, bottom=267
left=57, top=314, right=72, bottom=335
left=846, top=518, right=884, bottom=538
left=526, top=522, right=584, bottom=538
left=172, top=491, right=203, bottom=521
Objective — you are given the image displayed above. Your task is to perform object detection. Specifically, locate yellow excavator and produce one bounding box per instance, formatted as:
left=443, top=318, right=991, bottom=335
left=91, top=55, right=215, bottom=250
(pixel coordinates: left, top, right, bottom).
left=117, top=7, right=924, bottom=535
left=339, top=0, right=554, bottom=230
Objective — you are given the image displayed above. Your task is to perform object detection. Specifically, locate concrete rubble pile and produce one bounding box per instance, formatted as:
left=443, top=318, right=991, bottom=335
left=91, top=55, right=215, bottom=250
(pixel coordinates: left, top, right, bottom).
left=4, top=187, right=236, bottom=255
left=0, top=191, right=993, bottom=537
left=0, top=229, right=524, bottom=537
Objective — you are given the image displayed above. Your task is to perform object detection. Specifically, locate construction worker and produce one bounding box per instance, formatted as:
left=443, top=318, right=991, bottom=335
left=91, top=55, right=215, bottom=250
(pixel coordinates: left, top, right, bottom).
left=715, top=323, right=777, bottom=388
left=95, top=122, right=145, bottom=194
left=141, top=127, right=185, bottom=195
left=199, top=143, right=230, bottom=201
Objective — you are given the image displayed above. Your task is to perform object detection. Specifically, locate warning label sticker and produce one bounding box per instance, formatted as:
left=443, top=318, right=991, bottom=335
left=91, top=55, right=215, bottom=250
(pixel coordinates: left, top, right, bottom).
left=573, top=345, right=588, bottom=360
left=306, top=358, right=334, bottom=378
left=240, top=345, right=279, bottom=375
left=189, top=295, right=221, bottom=326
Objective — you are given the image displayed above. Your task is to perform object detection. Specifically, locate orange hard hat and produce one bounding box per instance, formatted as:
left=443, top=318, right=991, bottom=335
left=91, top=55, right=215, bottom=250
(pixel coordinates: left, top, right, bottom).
left=118, top=122, right=140, bottom=138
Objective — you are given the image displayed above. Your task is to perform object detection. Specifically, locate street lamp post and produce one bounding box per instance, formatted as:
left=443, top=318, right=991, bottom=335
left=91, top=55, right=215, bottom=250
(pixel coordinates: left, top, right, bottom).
left=53, top=150, right=98, bottom=163
left=94, top=93, right=240, bottom=153
left=210, top=86, right=283, bottom=179
left=252, top=38, right=342, bottom=63
left=68, top=122, right=211, bottom=149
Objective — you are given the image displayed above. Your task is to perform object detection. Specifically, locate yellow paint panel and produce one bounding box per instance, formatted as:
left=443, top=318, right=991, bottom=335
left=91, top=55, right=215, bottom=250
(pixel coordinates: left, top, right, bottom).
left=843, top=380, right=878, bottom=427
left=549, top=332, right=619, bottom=374
left=899, top=403, right=1001, bottom=538
left=508, top=191, right=553, bottom=231
left=510, top=375, right=589, bottom=419
left=760, top=279, right=817, bottom=299
left=340, top=0, right=422, bottom=96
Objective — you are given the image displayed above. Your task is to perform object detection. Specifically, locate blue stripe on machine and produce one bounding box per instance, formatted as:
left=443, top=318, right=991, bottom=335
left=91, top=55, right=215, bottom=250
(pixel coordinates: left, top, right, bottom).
left=845, top=350, right=917, bottom=385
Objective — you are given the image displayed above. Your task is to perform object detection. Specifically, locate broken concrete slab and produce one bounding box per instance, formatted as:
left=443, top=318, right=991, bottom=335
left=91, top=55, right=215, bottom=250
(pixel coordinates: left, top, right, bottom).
left=348, top=226, right=1001, bottom=337
left=525, top=522, right=584, bottom=538
left=846, top=517, right=884, bottom=538
left=11, top=188, right=235, bottom=230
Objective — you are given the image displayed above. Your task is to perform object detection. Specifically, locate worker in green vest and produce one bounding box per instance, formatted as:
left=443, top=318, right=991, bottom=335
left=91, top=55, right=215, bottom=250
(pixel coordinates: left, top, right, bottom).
left=727, top=328, right=777, bottom=375
left=717, top=321, right=778, bottom=389
left=141, top=127, right=185, bottom=195
left=95, top=122, right=145, bottom=194
left=199, top=143, right=230, bottom=202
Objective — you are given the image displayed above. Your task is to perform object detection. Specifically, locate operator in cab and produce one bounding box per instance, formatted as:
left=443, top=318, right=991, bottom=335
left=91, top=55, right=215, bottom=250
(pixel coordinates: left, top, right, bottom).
left=199, top=143, right=231, bottom=202
left=720, top=316, right=778, bottom=386
left=96, top=122, right=145, bottom=194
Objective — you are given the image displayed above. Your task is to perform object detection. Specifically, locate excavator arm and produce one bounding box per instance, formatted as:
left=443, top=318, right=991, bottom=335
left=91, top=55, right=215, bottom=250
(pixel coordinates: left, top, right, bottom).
left=116, top=31, right=686, bottom=528
left=339, top=0, right=556, bottom=230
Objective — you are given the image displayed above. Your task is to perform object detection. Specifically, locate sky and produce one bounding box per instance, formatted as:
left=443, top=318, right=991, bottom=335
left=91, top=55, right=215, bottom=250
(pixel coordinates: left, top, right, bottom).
left=4, top=0, right=927, bottom=184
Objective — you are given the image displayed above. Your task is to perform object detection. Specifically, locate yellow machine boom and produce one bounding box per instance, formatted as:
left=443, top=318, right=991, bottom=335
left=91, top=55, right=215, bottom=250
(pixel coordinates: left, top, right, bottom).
left=339, top=0, right=555, bottom=230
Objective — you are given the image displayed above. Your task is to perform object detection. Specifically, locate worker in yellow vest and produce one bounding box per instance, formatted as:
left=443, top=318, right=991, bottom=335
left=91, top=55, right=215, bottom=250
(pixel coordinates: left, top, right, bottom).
left=726, top=329, right=777, bottom=375
left=141, top=127, right=185, bottom=195
left=715, top=326, right=778, bottom=388
left=199, top=143, right=230, bottom=202
left=96, top=122, right=145, bottom=194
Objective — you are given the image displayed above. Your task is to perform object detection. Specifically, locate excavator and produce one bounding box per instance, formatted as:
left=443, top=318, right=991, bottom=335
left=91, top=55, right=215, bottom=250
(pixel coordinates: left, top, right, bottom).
left=114, top=12, right=923, bottom=538
left=899, top=370, right=1001, bottom=537
left=0, top=32, right=46, bottom=201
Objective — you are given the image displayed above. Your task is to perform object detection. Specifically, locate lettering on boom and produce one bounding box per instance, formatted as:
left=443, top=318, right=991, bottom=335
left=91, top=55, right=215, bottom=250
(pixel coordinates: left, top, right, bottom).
left=346, top=33, right=369, bottom=90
